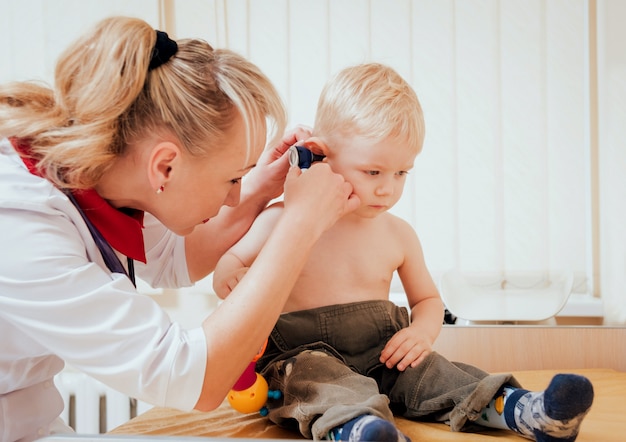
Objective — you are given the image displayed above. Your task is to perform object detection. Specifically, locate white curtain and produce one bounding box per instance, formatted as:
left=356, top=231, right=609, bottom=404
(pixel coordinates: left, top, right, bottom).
left=202, top=0, right=592, bottom=291
left=2, top=0, right=624, bottom=324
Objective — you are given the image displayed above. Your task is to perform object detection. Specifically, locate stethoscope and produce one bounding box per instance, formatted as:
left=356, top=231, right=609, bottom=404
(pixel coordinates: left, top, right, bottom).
left=65, top=191, right=136, bottom=287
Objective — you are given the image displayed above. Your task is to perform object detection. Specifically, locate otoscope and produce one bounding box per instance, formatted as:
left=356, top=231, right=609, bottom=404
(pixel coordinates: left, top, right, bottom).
left=288, top=145, right=326, bottom=169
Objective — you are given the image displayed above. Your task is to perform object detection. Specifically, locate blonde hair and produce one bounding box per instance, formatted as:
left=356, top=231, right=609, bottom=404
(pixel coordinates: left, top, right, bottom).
left=0, top=16, right=286, bottom=189
left=314, top=63, right=425, bottom=154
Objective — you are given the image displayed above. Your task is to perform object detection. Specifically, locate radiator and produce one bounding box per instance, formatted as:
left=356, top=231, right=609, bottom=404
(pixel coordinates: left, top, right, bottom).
left=54, top=370, right=152, bottom=434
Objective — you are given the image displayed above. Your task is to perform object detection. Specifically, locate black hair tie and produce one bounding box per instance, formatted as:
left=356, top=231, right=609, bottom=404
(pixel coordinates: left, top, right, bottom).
left=149, top=30, right=178, bottom=70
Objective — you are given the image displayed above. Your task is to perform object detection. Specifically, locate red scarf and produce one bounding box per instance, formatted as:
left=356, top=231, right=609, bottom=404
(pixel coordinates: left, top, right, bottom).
left=12, top=138, right=147, bottom=263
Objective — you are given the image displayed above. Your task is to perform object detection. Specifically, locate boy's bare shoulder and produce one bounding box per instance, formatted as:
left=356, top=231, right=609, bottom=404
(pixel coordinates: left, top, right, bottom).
left=266, top=201, right=285, bottom=211
left=382, top=212, right=414, bottom=231
left=380, top=213, right=421, bottom=249
left=257, top=201, right=284, bottom=220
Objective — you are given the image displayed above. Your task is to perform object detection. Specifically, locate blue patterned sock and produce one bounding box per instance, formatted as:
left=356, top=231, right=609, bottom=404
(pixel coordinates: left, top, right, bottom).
left=504, top=374, right=594, bottom=441
left=326, top=415, right=410, bottom=442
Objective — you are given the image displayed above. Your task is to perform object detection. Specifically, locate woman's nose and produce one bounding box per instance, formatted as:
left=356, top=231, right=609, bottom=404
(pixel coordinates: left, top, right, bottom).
left=223, top=184, right=241, bottom=207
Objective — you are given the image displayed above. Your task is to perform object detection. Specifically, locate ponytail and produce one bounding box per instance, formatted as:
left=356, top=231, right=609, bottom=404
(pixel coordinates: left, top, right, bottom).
left=0, top=16, right=286, bottom=190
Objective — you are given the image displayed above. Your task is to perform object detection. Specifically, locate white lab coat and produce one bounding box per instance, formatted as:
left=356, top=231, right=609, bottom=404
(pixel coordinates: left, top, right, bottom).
left=0, top=139, right=207, bottom=441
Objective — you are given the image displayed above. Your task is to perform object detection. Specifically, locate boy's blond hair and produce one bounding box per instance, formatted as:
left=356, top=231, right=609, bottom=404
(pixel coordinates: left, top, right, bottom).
left=0, top=16, right=286, bottom=189
left=314, top=63, right=424, bottom=153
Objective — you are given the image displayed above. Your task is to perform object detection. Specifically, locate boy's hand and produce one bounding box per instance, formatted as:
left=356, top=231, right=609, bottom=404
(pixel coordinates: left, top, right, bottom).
left=379, top=327, right=433, bottom=371
left=214, top=267, right=249, bottom=298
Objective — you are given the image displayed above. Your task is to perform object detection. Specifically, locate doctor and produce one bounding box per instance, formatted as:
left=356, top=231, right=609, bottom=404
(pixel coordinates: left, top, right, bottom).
left=0, top=16, right=358, bottom=442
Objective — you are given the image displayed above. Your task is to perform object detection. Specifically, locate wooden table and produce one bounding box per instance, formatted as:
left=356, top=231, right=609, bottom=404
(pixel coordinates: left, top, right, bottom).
left=110, top=368, right=626, bottom=442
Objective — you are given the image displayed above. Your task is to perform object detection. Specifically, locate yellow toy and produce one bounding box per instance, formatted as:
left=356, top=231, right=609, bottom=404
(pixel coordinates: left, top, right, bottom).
left=228, top=339, right=281, bottom=416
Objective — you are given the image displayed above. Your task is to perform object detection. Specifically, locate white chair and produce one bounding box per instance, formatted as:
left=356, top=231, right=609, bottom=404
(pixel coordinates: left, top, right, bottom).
left=439, top=270, right=574, bottom=325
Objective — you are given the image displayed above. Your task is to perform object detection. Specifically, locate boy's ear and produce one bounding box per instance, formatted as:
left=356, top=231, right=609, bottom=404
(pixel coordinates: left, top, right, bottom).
left=302, top=137, right=329, bottom=157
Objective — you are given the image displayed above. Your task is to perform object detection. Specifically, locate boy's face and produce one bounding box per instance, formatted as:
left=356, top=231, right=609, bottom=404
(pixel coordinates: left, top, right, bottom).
left=325, top=134, right=417, bottom=218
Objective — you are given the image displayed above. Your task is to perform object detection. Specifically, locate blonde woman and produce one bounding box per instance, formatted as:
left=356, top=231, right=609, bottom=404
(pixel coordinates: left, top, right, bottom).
left=0, top=16, right=358, bottom=441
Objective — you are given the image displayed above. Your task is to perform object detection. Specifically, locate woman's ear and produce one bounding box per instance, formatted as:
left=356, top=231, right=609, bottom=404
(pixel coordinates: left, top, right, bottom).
left=147, top=141, right=180, bottom=192
left=303, top=137, right=329, bottom=157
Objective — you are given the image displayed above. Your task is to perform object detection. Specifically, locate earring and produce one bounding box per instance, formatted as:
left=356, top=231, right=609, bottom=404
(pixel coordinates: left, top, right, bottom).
left=156, top=185, right=165, bottom=194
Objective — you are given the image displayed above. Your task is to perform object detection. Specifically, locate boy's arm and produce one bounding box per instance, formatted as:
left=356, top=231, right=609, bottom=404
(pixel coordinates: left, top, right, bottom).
left=212, top=254, right=249, bottom=299
left=212, top=203, right=284, bottom=299
left=185, top=126, right=311, bottom=282
left=380, top=219, right=444, bottom=371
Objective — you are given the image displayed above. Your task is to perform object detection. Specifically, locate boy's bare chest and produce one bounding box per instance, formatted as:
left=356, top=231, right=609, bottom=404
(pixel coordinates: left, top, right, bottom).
left=293, top=222, right=403, bottom=293
left=314, top=233, right=398, bottom=274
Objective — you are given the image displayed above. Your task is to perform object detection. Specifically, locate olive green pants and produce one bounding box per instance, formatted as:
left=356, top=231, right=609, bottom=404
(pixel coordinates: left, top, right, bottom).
left=258, top=301, right=521, bottom=440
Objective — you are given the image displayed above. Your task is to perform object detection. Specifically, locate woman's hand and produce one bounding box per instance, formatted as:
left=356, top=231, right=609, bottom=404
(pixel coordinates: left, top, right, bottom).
left=243, top=125, right=313, bottom=202
left=282, top=163, right=360, bottom=238
left=185, top=126, right=314, bottom=281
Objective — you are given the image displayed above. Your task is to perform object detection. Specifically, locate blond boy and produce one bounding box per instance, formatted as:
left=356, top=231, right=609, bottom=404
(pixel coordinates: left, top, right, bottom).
left=214, top=63, right=593, bottom=442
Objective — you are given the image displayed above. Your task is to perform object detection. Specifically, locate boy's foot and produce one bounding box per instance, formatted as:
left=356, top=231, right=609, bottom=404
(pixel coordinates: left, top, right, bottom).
left=326, top=415, right=410, bottom=442
left=505, top=374, right=594, bottom=442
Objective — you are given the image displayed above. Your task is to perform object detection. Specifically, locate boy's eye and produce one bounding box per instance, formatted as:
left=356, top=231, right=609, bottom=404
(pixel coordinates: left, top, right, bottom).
left=366, top=170, right=379, bottom=176
left=397, top=171, right=409, bottom=176
left=230, top=178, right=242, bottom=185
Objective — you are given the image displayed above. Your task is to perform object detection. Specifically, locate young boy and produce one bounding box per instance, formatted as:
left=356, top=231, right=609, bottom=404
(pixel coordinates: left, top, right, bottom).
left=213, top=63, right=593, bottom=442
